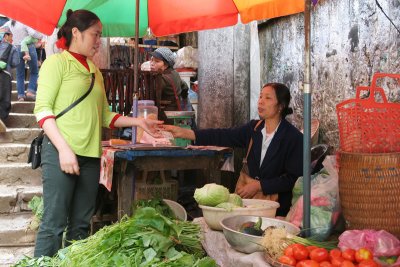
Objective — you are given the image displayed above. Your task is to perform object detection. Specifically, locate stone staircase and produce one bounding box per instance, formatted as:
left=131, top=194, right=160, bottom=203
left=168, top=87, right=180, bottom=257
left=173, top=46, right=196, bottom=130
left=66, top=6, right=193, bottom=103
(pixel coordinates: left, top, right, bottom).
left=0, top=81, right=42, bottom=267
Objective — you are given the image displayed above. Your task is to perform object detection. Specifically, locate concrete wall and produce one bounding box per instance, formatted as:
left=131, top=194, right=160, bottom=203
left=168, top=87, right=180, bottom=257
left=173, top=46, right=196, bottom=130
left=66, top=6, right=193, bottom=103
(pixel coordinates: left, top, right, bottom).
left=258, top=0, right=400, bottom=149
left=198, top=24, right=251, bottom=129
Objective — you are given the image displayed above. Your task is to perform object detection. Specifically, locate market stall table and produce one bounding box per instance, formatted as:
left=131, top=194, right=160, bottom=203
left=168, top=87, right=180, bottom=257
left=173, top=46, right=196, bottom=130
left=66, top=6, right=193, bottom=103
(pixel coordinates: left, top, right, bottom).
left=100, top=145, right=232, bottom=220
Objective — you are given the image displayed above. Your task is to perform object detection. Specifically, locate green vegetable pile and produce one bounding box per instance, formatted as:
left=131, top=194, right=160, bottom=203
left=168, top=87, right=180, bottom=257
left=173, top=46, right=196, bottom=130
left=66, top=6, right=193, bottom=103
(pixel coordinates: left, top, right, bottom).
left=14, top=207, right=217, bottom=267
left=27, top=196, right=43, bottom=231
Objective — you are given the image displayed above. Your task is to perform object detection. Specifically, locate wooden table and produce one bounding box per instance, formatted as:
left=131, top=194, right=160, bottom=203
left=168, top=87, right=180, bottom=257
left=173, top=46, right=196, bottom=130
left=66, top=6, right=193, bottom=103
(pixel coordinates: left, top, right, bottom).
left=113, top=147, right=231, bottom=220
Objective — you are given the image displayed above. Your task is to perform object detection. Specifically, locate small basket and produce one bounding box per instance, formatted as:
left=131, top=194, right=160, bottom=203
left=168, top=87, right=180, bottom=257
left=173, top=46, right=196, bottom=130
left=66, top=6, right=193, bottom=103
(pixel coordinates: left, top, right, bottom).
left=336, top=73, right=400, bottom=153
left=338, top=151, right=400, bottom=237
left=134, top=170, right=178, bottom=201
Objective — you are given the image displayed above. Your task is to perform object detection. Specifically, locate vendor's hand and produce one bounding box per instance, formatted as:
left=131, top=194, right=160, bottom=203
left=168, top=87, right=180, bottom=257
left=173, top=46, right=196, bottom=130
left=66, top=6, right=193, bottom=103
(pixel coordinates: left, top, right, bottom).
left=236, top=180, right=262, bottom=199
left=138, top=118, right=164, bottom=138
left=58, top=147, right=80, bottom=175
left=160, top=125, right=182, bottom=138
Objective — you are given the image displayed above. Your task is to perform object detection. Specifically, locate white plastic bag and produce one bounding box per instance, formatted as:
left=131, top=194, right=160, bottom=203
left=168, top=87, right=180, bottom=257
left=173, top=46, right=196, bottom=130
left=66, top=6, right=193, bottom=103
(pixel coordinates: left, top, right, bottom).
left=174, top=46, right=198, bottom=69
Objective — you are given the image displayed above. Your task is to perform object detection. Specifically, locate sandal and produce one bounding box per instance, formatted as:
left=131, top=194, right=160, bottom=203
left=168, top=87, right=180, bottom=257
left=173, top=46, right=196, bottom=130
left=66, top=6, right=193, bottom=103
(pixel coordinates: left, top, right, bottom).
left=26, top=92, right=36, bottom=101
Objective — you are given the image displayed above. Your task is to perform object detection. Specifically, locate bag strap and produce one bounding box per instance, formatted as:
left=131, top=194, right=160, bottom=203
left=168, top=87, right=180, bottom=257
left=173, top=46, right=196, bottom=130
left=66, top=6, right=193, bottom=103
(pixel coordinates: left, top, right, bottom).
left=163, top=74, right=182, bottom=111
left=244, top=120, right=264, bottom=161
left=55, top=73, right=95, bottom=119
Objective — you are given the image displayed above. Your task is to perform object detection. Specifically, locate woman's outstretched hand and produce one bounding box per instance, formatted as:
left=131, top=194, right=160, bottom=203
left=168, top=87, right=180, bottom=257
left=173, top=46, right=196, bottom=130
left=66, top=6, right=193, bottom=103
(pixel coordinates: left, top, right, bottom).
left=160, top=125, right=196, bottom=140
left=138, top=118, right=164, bottom=138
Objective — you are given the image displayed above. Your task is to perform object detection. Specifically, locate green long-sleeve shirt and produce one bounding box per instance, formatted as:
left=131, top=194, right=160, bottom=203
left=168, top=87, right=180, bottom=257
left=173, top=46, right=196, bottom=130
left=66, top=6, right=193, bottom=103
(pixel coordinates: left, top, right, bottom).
left=34, top=51, right=118, bottom=157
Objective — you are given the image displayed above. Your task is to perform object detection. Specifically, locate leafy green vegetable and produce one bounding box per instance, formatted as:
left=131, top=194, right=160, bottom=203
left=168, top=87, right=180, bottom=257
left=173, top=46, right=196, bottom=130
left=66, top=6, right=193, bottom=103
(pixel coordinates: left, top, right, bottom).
left=194, top=183, right=229, bottom=206
left=132, top=199, right=176, bottom=219
left=28, top=196, right=43, bottom=220
left=228, top=193, right=243, bottom=207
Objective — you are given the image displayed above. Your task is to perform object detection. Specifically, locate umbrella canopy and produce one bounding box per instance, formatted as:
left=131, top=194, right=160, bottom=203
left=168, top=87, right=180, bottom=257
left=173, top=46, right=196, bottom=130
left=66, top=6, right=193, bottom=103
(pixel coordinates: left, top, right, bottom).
left=0, top=0, right=304, bottom=37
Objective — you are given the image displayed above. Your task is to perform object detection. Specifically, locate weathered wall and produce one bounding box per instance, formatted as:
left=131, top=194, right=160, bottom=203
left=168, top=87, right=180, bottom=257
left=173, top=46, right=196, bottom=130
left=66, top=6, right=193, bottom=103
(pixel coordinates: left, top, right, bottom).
left=198, top=24, right=250, bottom=129
left=258, top=0, right=400, bottom=149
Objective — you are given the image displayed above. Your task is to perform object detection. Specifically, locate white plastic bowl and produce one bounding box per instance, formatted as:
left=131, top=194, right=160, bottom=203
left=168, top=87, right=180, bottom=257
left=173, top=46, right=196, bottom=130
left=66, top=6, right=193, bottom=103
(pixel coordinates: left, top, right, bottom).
left=199, top=199, right=280, bottom=231
left=163, top=199, right=187, bottom=221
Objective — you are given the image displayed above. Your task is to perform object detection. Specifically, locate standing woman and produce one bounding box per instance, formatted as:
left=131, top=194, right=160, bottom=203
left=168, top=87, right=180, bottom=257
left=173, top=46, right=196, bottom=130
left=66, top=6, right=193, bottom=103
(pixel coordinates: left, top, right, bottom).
left=164, top=83, right=303, bottom=217
left=33, top=9, right=162, bottom=257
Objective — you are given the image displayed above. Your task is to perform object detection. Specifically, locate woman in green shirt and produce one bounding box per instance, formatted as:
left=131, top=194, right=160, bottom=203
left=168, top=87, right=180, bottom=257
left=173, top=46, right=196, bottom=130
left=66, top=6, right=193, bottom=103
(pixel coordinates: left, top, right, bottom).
left=33, top=9, right=162, bottom=257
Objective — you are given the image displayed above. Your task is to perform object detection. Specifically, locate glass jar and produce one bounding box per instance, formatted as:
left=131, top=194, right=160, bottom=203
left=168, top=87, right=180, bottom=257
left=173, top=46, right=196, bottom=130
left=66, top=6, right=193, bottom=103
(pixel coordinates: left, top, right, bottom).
left=138, top=100, right=158, bottom=120
left=136, top=100, right=158, bottom=142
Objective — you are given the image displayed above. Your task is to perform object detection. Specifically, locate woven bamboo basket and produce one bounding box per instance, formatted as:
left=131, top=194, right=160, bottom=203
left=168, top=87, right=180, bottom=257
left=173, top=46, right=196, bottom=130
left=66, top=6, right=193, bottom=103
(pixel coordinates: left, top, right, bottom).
left=134, top=170, right=178, bottom=201
left=338, top=152, right=400, bottom=237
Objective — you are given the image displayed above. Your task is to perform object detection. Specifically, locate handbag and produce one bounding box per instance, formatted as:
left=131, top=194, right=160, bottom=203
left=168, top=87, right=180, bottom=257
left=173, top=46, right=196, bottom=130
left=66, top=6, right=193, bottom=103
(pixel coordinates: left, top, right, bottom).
left=234, top=120, right=279, bottom=201
left=28, top=73, right=95, bottom=169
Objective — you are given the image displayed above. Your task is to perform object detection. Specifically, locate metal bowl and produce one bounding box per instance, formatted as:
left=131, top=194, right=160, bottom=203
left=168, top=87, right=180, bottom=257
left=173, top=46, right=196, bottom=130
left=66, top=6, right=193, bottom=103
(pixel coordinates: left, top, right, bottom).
left=220, top=215, right=300, bottom=254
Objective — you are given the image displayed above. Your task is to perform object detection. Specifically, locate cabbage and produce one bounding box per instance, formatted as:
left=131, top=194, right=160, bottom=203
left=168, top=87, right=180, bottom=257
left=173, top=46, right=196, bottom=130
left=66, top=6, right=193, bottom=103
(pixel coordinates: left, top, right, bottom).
left=215, top=202, right=239, bottom=211
left=228, top=193, right=243, bottom=207
left=194, top=183, right=230, bottom=206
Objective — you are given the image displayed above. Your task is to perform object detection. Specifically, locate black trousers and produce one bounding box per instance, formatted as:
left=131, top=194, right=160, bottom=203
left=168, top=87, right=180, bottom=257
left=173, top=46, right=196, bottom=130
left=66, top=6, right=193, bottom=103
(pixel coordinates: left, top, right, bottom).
left=0, top=70, right=11, bottom=120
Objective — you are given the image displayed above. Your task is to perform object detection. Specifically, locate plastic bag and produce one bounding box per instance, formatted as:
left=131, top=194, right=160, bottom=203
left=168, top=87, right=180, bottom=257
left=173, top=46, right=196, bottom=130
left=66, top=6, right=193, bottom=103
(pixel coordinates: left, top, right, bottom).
left=174, top=46, right=198, bottom=69
left=286, top=155, right=340, bottom=241
left=338, top=230, right=400, bottom=257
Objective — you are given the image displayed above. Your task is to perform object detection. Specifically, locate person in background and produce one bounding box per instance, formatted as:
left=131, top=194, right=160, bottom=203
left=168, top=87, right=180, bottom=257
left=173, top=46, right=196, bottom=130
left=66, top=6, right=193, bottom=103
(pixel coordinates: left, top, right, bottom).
left=2, top=20, right=43, bottom=101
left=33, top=9, right=162, bottom=257
left=20, top=35, right=38, bottom=62
left=163, top=83, right=303, bottom=217
left=0, top=26, right=20, bottom=132
left=150, top=47, right=190, bottom=122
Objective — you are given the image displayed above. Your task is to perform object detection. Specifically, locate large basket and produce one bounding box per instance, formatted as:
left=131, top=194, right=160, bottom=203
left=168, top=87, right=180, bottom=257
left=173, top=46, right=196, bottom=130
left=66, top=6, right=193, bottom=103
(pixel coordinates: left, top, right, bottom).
left=336, top=73, right=400, bottom=153
left=135, top=170, right=178, bottom=201
left=338, top=152, right=400, bottom=237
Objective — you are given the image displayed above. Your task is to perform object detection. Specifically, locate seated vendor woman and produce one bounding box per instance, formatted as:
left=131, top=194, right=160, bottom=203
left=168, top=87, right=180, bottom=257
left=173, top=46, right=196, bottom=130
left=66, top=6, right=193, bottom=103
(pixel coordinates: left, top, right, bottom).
left=163, top=83, right=303, bottom=216
left=150, top=47, right=190, bottom=122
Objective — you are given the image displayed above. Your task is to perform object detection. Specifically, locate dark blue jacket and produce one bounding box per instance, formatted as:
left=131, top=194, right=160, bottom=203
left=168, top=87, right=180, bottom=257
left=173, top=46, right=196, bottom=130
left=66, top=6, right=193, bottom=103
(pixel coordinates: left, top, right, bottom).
left=194, top=119, right=303, bottom=216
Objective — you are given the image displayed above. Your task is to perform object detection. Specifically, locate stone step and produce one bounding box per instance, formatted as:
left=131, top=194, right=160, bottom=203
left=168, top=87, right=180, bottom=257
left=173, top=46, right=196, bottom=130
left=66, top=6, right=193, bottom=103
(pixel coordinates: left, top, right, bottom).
left=11, top=101, right=35, bottom=114
left=11, top=91, right=34, bottom=102
left=0, top=246, right=34, bottom=267
left=11, top=80, right=28, bottom=92
left=3, top=114, right=38, bottom=128
left=0, top=163, right=42, bottom=186
left=0, top=144, right=30, bottom=164
left=0, top=128, right=41, bottom=144
left=0, top=185, right=42, bottom=213
left=0, top=213, right=36, bottom=246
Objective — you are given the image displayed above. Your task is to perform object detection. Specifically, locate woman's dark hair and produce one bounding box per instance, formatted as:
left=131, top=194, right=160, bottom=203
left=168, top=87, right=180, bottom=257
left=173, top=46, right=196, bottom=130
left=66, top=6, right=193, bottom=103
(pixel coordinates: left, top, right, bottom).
left=57, top=9, right=100, bottom=47
left=263, top=82, right=293, bottom=118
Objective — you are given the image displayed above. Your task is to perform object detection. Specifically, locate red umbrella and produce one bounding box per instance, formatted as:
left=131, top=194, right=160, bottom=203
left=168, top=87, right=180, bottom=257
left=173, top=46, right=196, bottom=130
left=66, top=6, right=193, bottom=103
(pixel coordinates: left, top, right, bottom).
left=0, top=0, right=304, bottom=37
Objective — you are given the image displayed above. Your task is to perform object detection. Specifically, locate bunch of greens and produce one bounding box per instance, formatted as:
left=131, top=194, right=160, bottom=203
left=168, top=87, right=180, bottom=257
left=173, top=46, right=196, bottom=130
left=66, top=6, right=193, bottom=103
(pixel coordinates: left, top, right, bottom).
left=27, top=196, right=44, bottom=231
left=132, top=199, right=176, bottom=219
left=15, top=207, right=216, bottom=267
left=12, top=255, right=60, bottom=267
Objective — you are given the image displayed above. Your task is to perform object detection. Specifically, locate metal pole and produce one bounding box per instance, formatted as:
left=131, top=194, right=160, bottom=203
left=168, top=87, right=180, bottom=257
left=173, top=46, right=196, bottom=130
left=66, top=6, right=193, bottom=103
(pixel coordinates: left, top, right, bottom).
left=133, top=0, right=140, bottom=95
left=303, top=0, right=312, bottom=237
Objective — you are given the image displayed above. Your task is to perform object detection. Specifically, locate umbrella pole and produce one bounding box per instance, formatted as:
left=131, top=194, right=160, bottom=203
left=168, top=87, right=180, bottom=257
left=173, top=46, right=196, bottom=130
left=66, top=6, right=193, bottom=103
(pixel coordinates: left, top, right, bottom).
left=303, top=0, right=312, bottom=237
left=133, top=0, right=140, bottom=95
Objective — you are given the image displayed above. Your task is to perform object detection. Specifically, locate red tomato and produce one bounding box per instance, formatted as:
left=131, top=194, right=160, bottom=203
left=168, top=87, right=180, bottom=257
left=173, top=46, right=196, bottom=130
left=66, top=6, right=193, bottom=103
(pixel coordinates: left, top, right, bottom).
left=293, top=245, right=310, bottom=261
left=279, top=255, right=297, bottom=266
left=307, top=246, right=319, bottom=253
left=355, top=248, right=373, bottom=263
left=358, top=260, right=379, bottom=267
left=341, top=249, right=356, bottom=262
left=330, top=249, right=342, bottom=259
left=285, top=245, right=295, bottom=257
left=310, top=248, right=329, bottom=262
left=340, top=260, right=355, bottom=267
left=331, top=256, right=345, bottom=267
left=320, top=261, right=333, bottom=267
left=296, top=259, right=320, bottom=267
